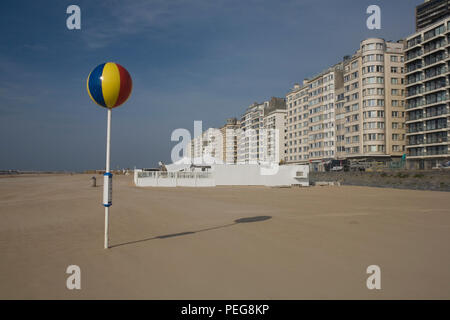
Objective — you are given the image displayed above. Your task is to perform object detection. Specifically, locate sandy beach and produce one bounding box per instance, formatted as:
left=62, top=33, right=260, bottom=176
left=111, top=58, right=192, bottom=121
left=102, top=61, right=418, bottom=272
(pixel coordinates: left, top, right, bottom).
left=0, top=174, right=449, bottom=299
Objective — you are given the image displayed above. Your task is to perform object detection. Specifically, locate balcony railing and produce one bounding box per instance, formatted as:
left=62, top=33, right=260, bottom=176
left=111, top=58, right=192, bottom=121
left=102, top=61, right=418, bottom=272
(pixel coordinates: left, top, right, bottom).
left=425, top=109, right=449, bottom=118
left=406, top=63, right=423, bottom=74
left=424, top=53, right=448, bottom=66
left=406, top=114, right=423, bottom=121
left=406, top=50, right=423, bottom=62
left=426, top=147, right=449, bottom=156
left=423, top=40, right=447, bottom=54
left=406, top=37, right=422, bottom=49
left=406, top=87, right=425, bottom=97
left=424, top=67, right=447, bottom=80
left=424, top=97, right=449, bottom=107
left=406, top=100, right=426, bottom=110
left=407, top=73, right=424, bottom=85
left=426, top=136, right=448, bottom=144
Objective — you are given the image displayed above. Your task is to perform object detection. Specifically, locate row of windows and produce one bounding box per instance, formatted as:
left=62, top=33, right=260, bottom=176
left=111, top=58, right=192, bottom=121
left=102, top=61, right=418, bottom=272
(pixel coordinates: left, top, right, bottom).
left=362, top=43, right=384, bottom=52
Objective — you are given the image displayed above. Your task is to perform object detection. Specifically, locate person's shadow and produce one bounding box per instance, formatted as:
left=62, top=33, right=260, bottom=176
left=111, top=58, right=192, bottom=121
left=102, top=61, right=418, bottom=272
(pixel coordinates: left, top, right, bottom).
left=110, top=216, right=272, bottom=248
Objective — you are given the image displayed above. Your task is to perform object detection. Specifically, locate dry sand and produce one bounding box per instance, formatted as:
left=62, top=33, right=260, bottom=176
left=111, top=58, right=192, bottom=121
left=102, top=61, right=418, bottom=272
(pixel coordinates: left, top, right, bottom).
left=0, top=174, right=449, bottom=299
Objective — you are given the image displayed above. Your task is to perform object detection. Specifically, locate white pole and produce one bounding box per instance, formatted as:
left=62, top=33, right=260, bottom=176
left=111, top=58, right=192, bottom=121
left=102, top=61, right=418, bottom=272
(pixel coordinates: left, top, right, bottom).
left=104, top=108, right=112, bottom=249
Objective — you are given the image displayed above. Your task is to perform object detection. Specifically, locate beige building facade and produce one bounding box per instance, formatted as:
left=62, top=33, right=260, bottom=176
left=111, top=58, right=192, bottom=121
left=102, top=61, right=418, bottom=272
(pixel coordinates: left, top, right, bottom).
left=286, top=38, right=406, bottom=171
left=336, top=38, right=406, bottom=162
left=220, top=118, right=240, bottom=164
left=262, top=108, right=286, bottom=164
left=285, top=64, right=344, bottom=171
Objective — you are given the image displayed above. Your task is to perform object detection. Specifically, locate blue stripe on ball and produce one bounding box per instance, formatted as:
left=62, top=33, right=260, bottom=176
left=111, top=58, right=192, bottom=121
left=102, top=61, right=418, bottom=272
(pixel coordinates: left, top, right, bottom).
left=88, top=63, right=106, bottom=107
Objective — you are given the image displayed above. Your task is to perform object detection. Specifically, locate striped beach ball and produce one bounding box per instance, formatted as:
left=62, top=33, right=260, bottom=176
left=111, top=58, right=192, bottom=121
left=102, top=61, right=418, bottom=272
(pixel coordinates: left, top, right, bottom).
left=87, top=62, right=132, bottom=108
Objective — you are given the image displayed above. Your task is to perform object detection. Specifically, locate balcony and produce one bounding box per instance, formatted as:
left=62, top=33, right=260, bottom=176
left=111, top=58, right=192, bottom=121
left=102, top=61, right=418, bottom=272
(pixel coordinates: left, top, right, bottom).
left=406, top=37, right=422, bottom=50
left=406, top=113, right=424, bottom=122
left=423, top=28, right=446, bottom=43
left=426, top=136, right=448, bottom=144
left=407, top=140, right=425, bottom=147
left=425, top=108, right=449, bottom=118
left=407, top=126, right=424, bottom=134
left=406, top=51, right=423, bottom=62
left=424, top=94, right=449, bottom=107
left=426, top=146, right=449, bottom=156
left=407, top=73, right=425, bottom=85
left=406, top=87, right=425, bottom=98
left=423, top=42, right=447, bottom=55
left=405, top=100, right=426, bottom=110
left=423, top=84, right=447, bottom=94
left=406, top=66, right=424, bottom=78
left=424, top=53, right=448, bottom=67
left=407, top=148, right=425, bottom=156
left=424, top=67, right=447, bottom=81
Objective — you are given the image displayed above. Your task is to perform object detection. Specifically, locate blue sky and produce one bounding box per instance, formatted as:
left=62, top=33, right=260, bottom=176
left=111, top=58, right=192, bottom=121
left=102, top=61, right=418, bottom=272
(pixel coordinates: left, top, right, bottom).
left=0, top=0, right=419, bottom=171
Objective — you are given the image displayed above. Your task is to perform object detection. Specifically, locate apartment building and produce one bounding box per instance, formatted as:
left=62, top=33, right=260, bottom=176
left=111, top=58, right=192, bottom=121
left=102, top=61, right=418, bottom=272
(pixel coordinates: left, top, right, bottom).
left=238, top=102, right=265, bottom=164
left=404, top=17, right=450, bottom=169
left=416, top=0, right=450, bottom=31
left=336, top=38, right=406, bottom=162
left=285, top=64, right=343, bottom=171
left=238, top=97, right=286, bottom=164
left=186, top=134, right=203, bottom=160
left=263, top=107, right=287, bottom=164
left=220, top=118, right=240, bottom=164
left=286, top=38, right=406, bottom=171
left=186, top=127, right=223, bottom=163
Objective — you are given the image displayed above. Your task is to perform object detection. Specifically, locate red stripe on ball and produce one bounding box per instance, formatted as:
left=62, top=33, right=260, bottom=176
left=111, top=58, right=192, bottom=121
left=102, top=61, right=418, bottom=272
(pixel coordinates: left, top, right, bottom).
left=114, top=63, right=133, bottom=107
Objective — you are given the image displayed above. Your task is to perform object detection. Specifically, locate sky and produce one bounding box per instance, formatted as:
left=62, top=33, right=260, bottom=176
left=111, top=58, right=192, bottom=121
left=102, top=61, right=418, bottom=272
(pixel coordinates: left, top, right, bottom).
left=0, top=0, right=420, bottom=171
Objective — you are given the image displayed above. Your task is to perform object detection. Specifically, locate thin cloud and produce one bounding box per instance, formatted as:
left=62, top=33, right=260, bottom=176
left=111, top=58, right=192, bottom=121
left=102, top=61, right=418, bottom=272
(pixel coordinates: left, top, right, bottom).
left=81, top=0, right=186, bottom=49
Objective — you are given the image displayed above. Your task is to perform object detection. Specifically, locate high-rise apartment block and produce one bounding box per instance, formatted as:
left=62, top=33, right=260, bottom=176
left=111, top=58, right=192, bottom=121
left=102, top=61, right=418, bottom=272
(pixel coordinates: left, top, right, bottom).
left=337, top=39, right=406, bottom=161
left=285, top=65, right=343, bottom=171
left=184, top=2, right=450, bottom=171
left=186, top=98, right=285, bottom=165
left=238, top=97, right=286, bottom=164
left=286, top=38, right=406, bottom=171
left=404, top=17, right=450, bottom=169
left=220, top=118, right=240, bottom=164
left=416, top=0, right=450, bottom=31
left=186, top=120, right=240, bottom=164
left=238, top=102, right=265, bottom=164
left=186, top=127, right=223, bottom=163
left=263, top=107, right=286, bottom=164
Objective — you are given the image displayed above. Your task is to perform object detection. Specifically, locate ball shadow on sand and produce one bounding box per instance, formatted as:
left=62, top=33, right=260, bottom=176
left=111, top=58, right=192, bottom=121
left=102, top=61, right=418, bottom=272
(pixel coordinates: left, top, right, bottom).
left=111, top=215, right=272, bottom=248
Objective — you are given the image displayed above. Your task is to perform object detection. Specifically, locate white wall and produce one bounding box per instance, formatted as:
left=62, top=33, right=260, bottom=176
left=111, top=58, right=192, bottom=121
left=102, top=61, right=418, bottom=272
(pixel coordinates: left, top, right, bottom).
left=135, top=164, right=309, bottom=187
left=212, top=164, right=309, bottom=186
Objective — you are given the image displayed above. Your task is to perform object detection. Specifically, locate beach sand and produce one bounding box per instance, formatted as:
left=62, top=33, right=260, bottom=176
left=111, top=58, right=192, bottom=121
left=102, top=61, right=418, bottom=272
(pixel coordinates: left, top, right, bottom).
left=0, top=174, right=449, bottom=299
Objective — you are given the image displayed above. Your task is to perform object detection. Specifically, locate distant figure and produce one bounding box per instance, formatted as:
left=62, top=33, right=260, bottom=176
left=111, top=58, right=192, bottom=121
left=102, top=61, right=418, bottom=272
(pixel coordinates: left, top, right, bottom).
left=158, top=161, right=167, bottom=172
left=90, top=176, right=96, bottom=187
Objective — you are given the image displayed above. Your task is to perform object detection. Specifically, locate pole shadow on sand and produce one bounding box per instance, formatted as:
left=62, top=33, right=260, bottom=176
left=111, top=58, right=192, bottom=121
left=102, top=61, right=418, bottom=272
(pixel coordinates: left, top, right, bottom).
left=110, top=216, right=272, bottom=249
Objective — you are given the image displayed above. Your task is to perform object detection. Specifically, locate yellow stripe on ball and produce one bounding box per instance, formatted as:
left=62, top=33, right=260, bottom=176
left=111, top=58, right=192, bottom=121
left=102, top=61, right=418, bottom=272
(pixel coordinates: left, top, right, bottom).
left=101, top=62, right=121, bottom=108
